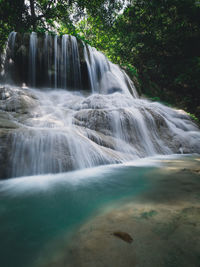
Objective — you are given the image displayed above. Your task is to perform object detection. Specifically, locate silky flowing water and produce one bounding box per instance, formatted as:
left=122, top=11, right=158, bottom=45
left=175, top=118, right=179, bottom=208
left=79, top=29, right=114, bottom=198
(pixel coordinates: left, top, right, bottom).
left=0, top=32, right=200, bottom=267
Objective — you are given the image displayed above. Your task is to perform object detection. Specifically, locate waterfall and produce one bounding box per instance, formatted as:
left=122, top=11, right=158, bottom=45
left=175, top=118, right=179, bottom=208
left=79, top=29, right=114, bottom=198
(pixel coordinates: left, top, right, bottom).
left=71, top=36, right=82, bottom=89
left=9, top=31, right=17, bottom=58
left=29, top=32, right=37, bottom=87
left=44, top=33, right=52, bottom=87
left=0, top=31, right=17, bottom=83
left=1, top=32, right=137, bottom=95
left=61, top=34, right=69, bottom=89
left=0, top=32, right=200, bottom=179
left=83, top=42, right=96, bottom=92
left=54, top=35, right=58, bottom=88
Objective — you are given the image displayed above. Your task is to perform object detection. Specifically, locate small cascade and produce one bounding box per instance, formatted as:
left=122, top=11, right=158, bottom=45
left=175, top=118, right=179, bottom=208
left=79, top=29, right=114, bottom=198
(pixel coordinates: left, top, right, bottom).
left=83, top=44, right=111, bottom=93
left=88, top=45, right=110, bottom=93
left=0, top=31, right=17, bottom=83
left=9, top=32, right=17, bottom=58
left=71, top=36, right=82, bottom=89
left=44, top=33, right=52, bottom=87
left=54, top=35, right=58, bottom=88
left=61, top=34, right=69, bottom=89
left=29, top=32, right=37, bottom=87
left=83, top=43, right=96, bottom=92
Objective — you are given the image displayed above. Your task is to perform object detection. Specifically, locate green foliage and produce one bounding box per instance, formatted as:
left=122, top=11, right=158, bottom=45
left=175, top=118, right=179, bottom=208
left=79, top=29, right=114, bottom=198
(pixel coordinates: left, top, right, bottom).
left=121, top=64, right=138, bottom=77
left=149, top=97, right=161, bottom=102
left=74, top=0, right=200, bottom=119
left=122, top=1, right=200, bottom=117
left=0, top=0, right=27, bottom=51
left=187, top=112, right=200, bottom=124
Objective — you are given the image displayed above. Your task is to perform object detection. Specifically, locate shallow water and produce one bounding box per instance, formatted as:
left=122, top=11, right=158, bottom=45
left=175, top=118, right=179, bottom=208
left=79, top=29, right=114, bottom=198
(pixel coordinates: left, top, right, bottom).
left=0, top=155, right=199, bottom=267
left=0, top=159, right=155, bottom=267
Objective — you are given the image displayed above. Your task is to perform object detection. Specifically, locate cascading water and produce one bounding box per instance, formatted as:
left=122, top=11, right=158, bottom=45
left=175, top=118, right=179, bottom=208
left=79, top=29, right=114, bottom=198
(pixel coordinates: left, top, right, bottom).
left=29, top=32, right=37, bottom=87
left=44, top=33, right=52, bottom=87
left=71, top=36, right=82, bottom=89
left=54, top=35, right=58, bottom=88
left=9, top=31, right=17, bottom=58
left=0, top=31, right=200, bottom=179
left=0, top=31, right=17, bottom=83
left=83, top=43, right=102, bottom=93
left=61, top=34, right=69, bottom=89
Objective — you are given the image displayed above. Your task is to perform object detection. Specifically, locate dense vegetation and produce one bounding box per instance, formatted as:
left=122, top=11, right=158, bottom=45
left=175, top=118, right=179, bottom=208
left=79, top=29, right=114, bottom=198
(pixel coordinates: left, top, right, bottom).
left=1, top=0, right=200, bottom=120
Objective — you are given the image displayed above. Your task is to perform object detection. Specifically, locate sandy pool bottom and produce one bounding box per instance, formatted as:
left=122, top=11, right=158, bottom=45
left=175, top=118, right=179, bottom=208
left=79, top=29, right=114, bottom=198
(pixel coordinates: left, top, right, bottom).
left=40, top=157, right=200, bottom=267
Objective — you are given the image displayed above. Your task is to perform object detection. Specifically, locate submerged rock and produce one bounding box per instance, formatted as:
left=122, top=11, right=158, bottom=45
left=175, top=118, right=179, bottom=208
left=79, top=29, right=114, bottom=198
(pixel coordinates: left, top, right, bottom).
left=113, top=231, right=133, bottom=243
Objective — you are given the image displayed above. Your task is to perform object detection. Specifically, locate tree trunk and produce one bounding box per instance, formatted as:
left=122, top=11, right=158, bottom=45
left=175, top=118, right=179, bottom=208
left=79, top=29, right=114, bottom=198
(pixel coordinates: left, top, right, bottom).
left=29, top=0, right=36, bottom=31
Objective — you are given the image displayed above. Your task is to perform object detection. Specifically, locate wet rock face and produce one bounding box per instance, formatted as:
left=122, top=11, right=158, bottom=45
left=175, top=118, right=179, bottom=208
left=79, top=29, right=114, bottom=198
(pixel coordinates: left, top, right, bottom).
left=0, top=85, right=200, bottom=179
left=0, top=86, right=37, bottom=113
left=74, top=109, right=113, bottom=136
